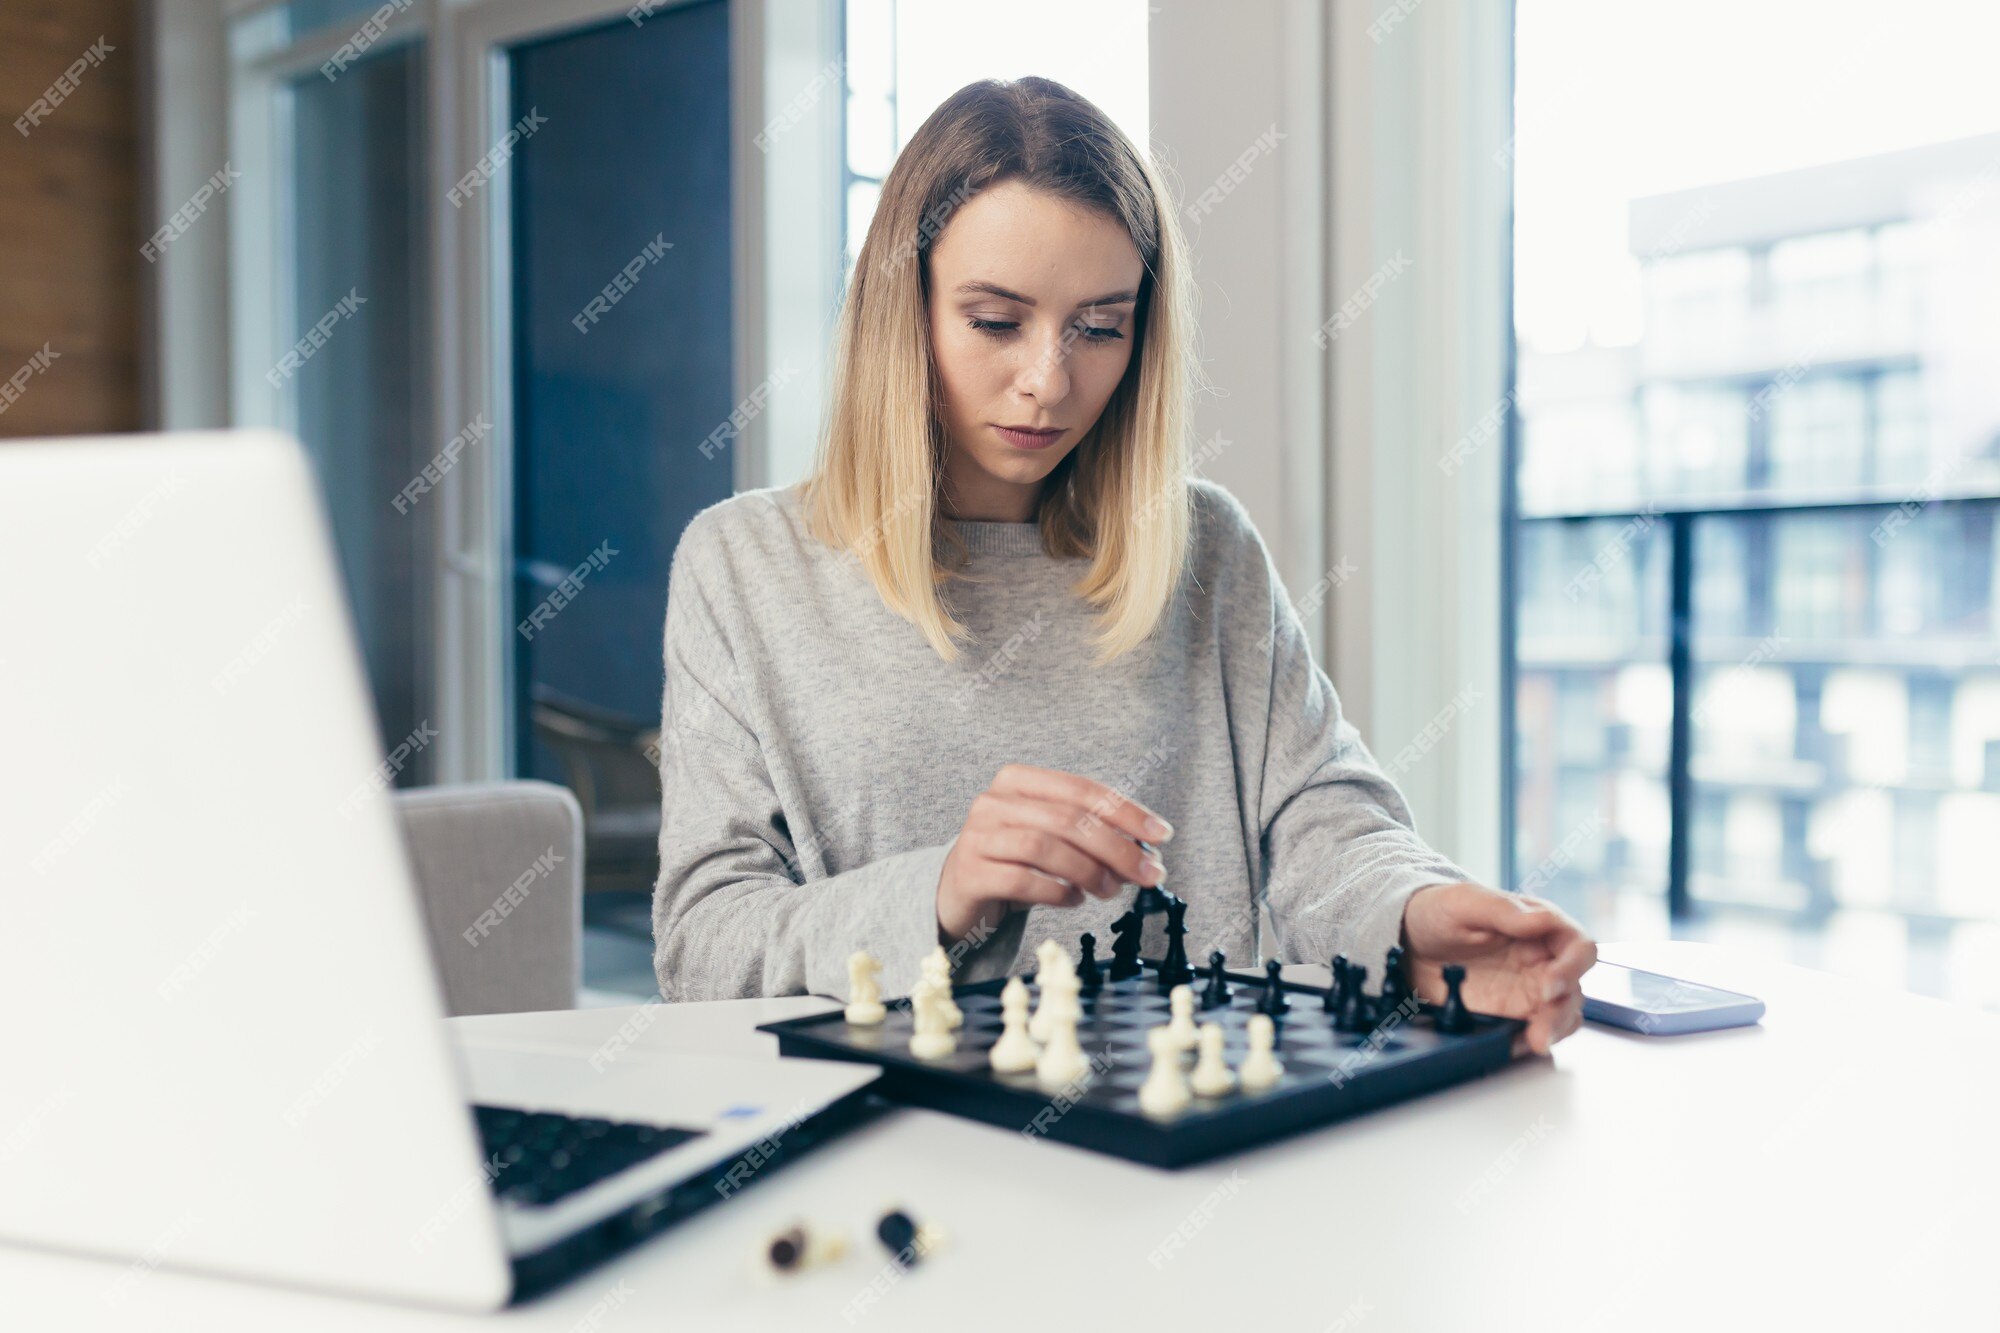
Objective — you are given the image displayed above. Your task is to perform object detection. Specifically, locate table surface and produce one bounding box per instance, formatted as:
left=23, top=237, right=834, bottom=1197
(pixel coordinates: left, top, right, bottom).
left=7, top=941, right=1997, bottom=1332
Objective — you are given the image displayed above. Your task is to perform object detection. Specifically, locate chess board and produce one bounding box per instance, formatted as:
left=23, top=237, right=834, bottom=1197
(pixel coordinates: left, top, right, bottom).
left=757, top=957, right=1522, bottom=1169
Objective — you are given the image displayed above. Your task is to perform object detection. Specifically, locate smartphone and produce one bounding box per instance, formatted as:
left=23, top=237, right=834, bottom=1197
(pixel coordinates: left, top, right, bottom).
left=1580, top=962, right=1765, bottom=1035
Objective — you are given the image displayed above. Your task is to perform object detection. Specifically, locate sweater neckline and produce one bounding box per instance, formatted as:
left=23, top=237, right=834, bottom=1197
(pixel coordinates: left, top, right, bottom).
left=941, top=515, right=1048, bottom=557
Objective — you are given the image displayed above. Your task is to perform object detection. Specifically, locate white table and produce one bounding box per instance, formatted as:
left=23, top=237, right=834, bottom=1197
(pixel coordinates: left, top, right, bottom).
left=8, top=942, right=1997, bottom=1331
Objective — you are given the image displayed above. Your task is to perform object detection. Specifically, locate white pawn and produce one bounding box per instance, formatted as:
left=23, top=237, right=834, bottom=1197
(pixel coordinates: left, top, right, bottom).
left=845, top=951, right=886, bottom=1026
left=1137, top=1025, right=1192, bottom=1117
left=1028, top=941, right=1075, bottom=1043
left=1165, top=984, right=1200, bottom=1052
left=908, top=986, right=956, bottom=1060
left=1035, top=1006, right=1090, bottom=1088
left=1239, top=1013, right=1283, bottom=1091
left=920, top=946, right=963, bottom=1030
left=1190, top=1022, right=1237, bottom=1097
left=989, top=977, right=1040, bottom=1073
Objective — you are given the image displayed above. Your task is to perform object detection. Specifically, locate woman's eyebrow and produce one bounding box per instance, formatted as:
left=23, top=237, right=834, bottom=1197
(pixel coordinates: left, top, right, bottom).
left=953, top=280, right=1138, bottom=308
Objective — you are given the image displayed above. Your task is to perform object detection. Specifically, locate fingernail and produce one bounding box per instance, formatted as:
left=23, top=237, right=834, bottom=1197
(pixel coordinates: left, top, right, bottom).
left=1543, top=976, right=1565, bottom=1002
left=1145, top=816, right=1172, bottom=839
left=1142, top=856, right=1165, bottom=883
left=1099, top=870, right=1119, bottom=895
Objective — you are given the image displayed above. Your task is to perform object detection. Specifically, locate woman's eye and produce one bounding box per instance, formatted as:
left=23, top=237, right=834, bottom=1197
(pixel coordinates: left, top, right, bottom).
left=965, top=317, right=1122, bottom=342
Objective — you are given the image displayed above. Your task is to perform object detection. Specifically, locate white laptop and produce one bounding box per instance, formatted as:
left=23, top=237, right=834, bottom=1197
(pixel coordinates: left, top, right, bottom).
left=0, top=430, right=880, bottom=1310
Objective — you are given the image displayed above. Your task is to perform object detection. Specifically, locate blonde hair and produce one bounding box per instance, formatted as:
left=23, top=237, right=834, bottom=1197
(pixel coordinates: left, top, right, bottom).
left=800, top=76, right=1200, bottom=667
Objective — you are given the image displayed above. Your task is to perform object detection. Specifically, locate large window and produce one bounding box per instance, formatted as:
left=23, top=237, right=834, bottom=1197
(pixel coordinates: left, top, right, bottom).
left=1511, top=0, right=2000, bottom=1007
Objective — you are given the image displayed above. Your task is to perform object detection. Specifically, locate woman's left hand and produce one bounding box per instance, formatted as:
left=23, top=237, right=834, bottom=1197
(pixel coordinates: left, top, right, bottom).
left=1398, top=882, right=1597, bottom=1056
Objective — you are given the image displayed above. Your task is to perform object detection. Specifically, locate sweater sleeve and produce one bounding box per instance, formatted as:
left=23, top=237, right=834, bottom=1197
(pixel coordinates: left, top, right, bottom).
left=1236, top=511, right=1472, bottom=971
left=649, top=519, right=958, bottom=1002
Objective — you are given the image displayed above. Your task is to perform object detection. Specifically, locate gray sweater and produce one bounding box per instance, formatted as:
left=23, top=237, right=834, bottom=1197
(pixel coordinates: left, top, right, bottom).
left=650, top=478, right=1470, bottom=1003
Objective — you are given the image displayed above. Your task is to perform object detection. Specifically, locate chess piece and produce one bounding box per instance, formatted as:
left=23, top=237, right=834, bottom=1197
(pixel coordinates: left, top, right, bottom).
left=1189, top=1021, right=1236, bottom=1097
left=908, top=985, right=956, bottom=1059
left=1256, top=958, right=1290, bottom=1015
left=1323, top=954, right=1348, bottom=1014
left=1339, top=964, right=1373, bottom=1032
left=920, top=945, right=963, bottom=1030
left=764, top=1222, right=847, bottom=1273
left=989, top=976, right=1039, bottom=1073
left=1029, top=941, right=1076, bottom=1042
left=1200, top=950, right=1231, bottom=1009
left=1436, top=963, right=1473, bottom=1034
left=1239, top=1013, right=1283, bottom=1091
left=1155, top=893, right=1193, bottom=993
left=1165, top=984, right=1200, bottom=1051
left=1136, top=1025, right=1192, bottom=1117
left=1107, top=909, right=1144, bottom=982
left=1035, top=1003, right=1090, bottom=1087
left=845, top=951, right=886, bottom=1025
left=1378, top=946, right=1410, bottom=1016
left=1077, top=932, right=1103, bottom=992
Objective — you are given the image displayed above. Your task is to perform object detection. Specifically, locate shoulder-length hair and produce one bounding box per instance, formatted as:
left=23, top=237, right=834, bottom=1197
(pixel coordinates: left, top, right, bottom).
left=799, top=76, right=1200, bottom=667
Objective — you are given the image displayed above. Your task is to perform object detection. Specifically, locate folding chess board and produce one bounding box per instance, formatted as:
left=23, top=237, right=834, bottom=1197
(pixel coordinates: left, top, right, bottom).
left=758, top=956, right=1523, bottom=1169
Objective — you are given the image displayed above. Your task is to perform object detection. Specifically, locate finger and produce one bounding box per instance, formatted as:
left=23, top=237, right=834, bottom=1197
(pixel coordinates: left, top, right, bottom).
left=979, top=826, right=1122, bottom=899
left=981, top=864, right=1085, bottom=909
left=1542, top=934, right=1598, bottom=995
left=988, top=793, right=1163, bottom=889
left=990, top=763, right=1172, bottom=845
left=1481, top=891, right=1587, bottom=943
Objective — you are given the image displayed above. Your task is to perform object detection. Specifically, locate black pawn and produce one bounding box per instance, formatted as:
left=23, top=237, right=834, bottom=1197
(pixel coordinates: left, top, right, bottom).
left=1436, top=963, right=1472, bottom=1034
left=1256, top=958, right=1289, bottom=1015
left=1107, top=910, right=1143, bottom=982
left=1201, top=950, right=1231, bottom=1008
left=1155, top=894, right=1193, bottom=994
left=1338, top=964, right=1373, bottom=1031
left=1077, top=932, right=1102, bottom=992
left=1323, top=954, right=1349, bottom=1014
left=1378, top=946, right=1408, bottom=1016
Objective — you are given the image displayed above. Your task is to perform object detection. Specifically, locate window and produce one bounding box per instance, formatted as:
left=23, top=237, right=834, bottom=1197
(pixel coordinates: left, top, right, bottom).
left=1511, top=0, right=2000, bottom=1008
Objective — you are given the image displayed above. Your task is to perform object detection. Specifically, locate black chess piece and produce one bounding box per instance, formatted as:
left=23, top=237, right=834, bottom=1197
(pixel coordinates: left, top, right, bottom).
left=1378, top=945, right=1409, bottom=1016
left=1107, top=909, right=1144, bottom=982
left=1155, top=894, right=1193, bottom=993
left=1200, top=950, right=1231, bottom=1008
left=1323, top=954, right=1349, bottom=1014
left=1133, top=885, right=1171, bottom=918
left=1339, top=964, right=1373, bottom=1031
left=1077, top=932, right=1102, bottom=992
left=1436, top=963, right=1472, bottom=1034
left=1256, top=958, right=1289, bottom=1015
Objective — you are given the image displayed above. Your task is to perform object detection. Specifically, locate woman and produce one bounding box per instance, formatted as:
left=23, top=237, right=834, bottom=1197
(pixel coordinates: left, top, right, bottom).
left=652, top=77, right=1593, bottom=1055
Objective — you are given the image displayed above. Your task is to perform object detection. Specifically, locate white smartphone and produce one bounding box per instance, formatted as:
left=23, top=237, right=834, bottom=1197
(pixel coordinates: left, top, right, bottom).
left=1580, top=962, right=1765, bottom=1035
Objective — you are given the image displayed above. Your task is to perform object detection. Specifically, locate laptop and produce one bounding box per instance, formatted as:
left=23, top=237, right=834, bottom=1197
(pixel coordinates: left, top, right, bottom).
left=0, top=430, right=881, bottom=1310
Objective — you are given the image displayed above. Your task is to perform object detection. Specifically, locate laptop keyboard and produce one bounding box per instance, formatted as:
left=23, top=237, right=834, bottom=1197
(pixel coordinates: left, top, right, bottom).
left=472, top=1104, right=704, bottom=1209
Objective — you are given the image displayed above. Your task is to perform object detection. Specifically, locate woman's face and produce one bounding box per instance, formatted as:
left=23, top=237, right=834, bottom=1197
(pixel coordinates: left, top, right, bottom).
left=925, top=179, right=1145, bottom=522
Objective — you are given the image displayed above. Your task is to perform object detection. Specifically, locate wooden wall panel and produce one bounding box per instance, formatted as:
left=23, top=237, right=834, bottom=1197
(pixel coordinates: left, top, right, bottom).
left=0, top=0, right=140, bottom=438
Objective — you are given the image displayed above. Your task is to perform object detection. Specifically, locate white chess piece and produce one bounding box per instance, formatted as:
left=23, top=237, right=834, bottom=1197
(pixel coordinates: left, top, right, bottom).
left=845, top=951, right=886, bottom=1026
left=1166, top=984, right=1200, bottom=1052
left=1034, top=1004, right=1090, bottom=1087
left=989, top=976, right=1039, bottom=1073
left=1028, top=941, right=1076, bottom=1042
left=1137, top=1025, right=1193, bottom=1117
left=908, top=986, right=956, bottom=1060
left=1239, top=1013, right=1283, bottom=1091
left=920, top=946, right=963, bottom=1029
left=1190, top=1022, right=1237, bottom=1097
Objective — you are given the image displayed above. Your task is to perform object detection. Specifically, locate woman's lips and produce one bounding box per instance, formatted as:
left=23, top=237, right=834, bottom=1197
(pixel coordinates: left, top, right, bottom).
left=993, top=425, right=1064, bottom=450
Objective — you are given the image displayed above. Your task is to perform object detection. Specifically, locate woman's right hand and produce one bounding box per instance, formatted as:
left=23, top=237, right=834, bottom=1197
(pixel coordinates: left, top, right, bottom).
left=935, top=763, right=1173, bottom=946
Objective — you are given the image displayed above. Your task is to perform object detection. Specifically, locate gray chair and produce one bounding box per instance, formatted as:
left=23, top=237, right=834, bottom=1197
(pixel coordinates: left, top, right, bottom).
left=390, top=780, right=584, bottom=1017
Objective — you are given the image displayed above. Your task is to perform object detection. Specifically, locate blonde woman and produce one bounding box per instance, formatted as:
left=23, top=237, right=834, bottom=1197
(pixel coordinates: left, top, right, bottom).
left=652, top=77, right=1594, bottom=1055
